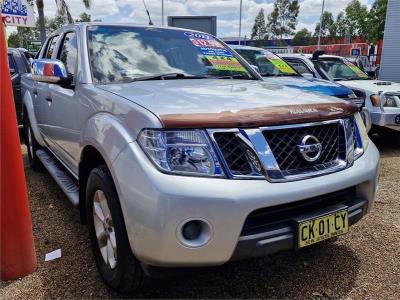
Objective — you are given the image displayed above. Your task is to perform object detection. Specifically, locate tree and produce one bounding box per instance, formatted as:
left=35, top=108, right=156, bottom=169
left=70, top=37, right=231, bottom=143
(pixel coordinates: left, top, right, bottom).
left=367, top=0, right=387, bottom=42
left=251, top=9, right=267, bottom=40
left=314, top=11, right=335, bottom=39
left=7, top=16, right=68, bottom=48
left=344, top=0, right=369, bottom=38
left=292, top=28, right=312, bottom=46
left=75, top=12, right=92, bottom=23
left=35, top=0, right=92, bottom=43
left=334, top=12, right=347, bottom=38
left=7, top=33, right=20, bottom=48
left=267, top=0, right=300, bottom=40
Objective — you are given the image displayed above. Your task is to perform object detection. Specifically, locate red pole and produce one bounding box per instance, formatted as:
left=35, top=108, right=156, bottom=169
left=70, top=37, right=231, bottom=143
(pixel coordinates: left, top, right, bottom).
left=0, top=22, right=37, bottom=280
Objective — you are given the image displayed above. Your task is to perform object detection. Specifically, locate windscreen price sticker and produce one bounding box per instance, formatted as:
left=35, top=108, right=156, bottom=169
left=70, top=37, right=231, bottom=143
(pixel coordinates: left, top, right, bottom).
left=265, top=52, right=297, bottom=75
left=188, top=33, right=246, bottom=72
left=205, top=55, right=246, bottom=72
left=344, top=60, right=369, bottom=78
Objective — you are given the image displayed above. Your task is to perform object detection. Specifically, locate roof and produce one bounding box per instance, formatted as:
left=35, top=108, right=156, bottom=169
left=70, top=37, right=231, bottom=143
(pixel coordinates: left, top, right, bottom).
left=228, top=44, right=273, bottom=54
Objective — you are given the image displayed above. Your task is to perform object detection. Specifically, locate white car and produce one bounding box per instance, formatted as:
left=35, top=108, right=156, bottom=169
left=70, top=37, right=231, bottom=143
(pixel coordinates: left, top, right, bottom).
left=281, top=53, right=400, bottom=131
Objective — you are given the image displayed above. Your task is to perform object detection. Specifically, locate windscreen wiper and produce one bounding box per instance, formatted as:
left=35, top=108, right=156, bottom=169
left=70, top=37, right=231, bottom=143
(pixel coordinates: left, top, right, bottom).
left=216, top=74, right=253, bottom=79
left=132, top=73, right=209, bottom=81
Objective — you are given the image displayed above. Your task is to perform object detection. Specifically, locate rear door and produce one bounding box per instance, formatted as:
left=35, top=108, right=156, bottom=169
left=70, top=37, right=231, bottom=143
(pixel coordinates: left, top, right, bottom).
left=45, top=31, right=80, bottom=173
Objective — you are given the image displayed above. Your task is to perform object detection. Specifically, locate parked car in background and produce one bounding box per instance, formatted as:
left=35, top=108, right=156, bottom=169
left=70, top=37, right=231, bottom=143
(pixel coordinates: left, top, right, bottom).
left=22, top=24, right=379, bottom=293
left=8, top=48, right=32, bottom=125
left=229, top=45, right=363, bottom=107
left=282, top=52, right=400, bottom=132
left=346, top=55, right=378, bottom=79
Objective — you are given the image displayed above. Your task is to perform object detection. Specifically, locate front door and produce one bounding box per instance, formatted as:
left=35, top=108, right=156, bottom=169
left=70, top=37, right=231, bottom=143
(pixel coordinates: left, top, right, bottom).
left=45, top=31, right=80, bottom=174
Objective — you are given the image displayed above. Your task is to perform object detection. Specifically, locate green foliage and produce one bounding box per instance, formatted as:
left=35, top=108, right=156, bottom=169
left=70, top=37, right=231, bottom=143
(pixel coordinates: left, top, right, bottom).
left=368, top=0, right=388, bottom=43
left=292, top=28, right=312, bottom=46
left=345, top=0, right=369, bottom=38
left=7, top=16, right=68, bottom=48
left=267, top=0, right=300, bottom=40
left=334, top=12, right=347, bottom=38
left=7, top=33, right=20, bottom=48
left=251, top=9, right=267, bottom=40
left=314, top=11, right=335, bottom=39
left=75, top=12, right=92, bottom=23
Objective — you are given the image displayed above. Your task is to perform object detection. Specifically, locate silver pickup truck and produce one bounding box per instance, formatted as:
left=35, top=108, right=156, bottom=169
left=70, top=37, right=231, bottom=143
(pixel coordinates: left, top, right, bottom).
left=22, top=24, right=380, bottom=293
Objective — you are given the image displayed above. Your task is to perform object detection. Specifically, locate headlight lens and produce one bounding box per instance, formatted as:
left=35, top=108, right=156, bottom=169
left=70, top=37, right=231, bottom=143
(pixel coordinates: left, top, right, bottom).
left=138, top=129, right=224, bottom=177
left=370, top=94, right=381, bottom=107
left=384, top=95, right=399, bottom=107
left=354, top=112, right=370, bottom=159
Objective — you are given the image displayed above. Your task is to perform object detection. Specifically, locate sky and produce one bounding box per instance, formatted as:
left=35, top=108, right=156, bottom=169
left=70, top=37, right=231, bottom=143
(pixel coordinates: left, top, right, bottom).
left=6, top=0, right=376, bottom=38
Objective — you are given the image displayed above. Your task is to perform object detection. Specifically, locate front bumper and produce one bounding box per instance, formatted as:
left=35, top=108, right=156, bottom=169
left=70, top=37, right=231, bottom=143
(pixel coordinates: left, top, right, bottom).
left=371, top=108, right=400, bottom=129
left=112, top=141, right=380, bottom=267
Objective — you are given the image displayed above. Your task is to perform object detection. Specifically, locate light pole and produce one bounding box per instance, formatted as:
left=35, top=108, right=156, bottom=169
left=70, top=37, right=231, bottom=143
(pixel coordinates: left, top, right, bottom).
left=162, top=0, right=164, bottom=26
left=239, top=0, right=243, bottom=45
left=317, top=0, right=326, bottom=49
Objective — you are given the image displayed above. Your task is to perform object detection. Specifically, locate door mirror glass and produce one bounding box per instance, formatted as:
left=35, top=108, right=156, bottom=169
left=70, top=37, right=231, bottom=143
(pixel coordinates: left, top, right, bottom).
left=250, top=64, right=260, bottom=73
left=32, top=59, right=70, bottom=84
left=361, top=107, right=372, bottom=133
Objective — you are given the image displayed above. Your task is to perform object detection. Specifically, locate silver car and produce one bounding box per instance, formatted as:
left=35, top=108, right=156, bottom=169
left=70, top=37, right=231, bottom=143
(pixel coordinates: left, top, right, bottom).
left=22, top=24, right=380, bottom=293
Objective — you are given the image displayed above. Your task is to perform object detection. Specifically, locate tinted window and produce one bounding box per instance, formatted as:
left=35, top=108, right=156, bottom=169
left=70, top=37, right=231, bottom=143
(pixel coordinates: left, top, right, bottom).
left=315, top=58, right=369, bottom=81
left=59, top=32, right=78, bottom=78
left=236, top=49, right=298, bottom=77
left=8, top=54, right=16, bottom=74
left=285, top=59, right=313, bottom=75
left=87, top=26, right=253, bottom=84
left=45, top=36, right=59, bottom=58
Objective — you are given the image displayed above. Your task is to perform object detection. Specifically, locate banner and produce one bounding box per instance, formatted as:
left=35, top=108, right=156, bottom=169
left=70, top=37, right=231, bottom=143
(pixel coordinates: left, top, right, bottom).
left=1, top=0, right=35, bottom=27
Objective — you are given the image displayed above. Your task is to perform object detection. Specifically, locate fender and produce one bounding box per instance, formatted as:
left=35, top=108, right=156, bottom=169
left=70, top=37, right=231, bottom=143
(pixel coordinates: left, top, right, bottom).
left=80, top=112, right=138, bottom=168
left=22, top=88, right=46, bottom=147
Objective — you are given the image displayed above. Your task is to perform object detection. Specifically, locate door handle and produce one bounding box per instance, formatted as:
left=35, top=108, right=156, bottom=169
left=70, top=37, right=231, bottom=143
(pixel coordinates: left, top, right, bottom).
left=33, top=89, right=38, bottom=95
left=45, top=96, right=53, bottom=102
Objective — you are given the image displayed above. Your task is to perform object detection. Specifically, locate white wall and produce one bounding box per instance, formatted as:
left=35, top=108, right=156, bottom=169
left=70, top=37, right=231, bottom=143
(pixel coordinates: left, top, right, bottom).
left=380, top=0, right=400, bottom=83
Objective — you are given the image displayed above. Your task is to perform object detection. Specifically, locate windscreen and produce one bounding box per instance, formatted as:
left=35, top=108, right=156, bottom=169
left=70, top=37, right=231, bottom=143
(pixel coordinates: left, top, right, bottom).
left=315, top=57, right=369, bottom=81
left=87, top=25, right=253, bottom=84
left=236, top=49, right=298, bottom=77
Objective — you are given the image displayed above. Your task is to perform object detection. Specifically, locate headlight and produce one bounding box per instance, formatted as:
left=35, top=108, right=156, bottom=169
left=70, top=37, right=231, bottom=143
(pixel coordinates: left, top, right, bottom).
left=354, top=112, right=370, bottom=159
left=384, top=95, right=399, bottom=107
left=370, top=94, right=381, bottom=107
left=138, top=129, right=224, bottom=177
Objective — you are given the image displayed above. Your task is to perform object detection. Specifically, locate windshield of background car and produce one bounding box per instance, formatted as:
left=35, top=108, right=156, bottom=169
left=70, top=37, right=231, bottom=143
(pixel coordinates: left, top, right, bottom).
left=315, top=58, right=369, bottom=81
left=236, top=49, right=298, bottom=76
left=87, top=26, right=254, bottom=84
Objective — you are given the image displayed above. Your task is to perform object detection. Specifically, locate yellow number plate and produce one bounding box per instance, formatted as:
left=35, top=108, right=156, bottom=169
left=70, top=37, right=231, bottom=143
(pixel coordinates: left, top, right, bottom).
left=298, top=210, right=349, bottom=248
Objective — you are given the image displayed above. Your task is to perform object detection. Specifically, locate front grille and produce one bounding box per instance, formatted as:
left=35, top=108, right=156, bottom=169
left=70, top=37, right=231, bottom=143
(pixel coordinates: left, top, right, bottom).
left=241, top=187, right=357, bottom=236
left=213, top=132, right=253, bottom=176
left=263, top=122, right=346, bottom=173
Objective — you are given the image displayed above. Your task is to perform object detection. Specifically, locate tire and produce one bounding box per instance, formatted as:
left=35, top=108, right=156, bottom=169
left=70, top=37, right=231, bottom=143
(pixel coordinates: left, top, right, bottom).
left=24, top=115, right=42, bottom=170
left=86, top=165, right=147, bottom=294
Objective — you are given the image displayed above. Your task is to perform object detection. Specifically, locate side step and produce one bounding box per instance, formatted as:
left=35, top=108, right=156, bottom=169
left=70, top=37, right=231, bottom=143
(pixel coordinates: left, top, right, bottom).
left=36, top=149, right=79, bottom=207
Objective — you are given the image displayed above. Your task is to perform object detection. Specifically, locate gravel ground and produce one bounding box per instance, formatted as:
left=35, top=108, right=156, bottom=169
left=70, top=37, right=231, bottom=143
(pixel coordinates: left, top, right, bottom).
left=1, top=131, right=400, bottom=299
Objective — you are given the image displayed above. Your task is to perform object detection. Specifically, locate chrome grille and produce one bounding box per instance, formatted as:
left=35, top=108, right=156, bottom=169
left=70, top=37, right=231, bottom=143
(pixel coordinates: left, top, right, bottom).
left=262, top=122, right=346, bottom=172
left=209, top=118, right=355, bottom=182
left=213, top=132, right=253, bottom=176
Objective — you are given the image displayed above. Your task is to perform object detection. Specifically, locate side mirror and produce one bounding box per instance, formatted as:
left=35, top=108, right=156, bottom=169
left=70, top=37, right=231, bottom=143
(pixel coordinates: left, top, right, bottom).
left=32, top=59, right=70, bottom=84
left=302, top=73, right=314, bottom=79
left=361, top=107, right=372, bottom=133
left=250, top=64, right=260, bottom=73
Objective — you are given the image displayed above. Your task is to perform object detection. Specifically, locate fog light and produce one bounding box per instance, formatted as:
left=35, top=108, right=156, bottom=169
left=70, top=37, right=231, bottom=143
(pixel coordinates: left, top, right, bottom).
left=177, top=219, right=212, bottom=248
left=182, top=220, right=202, bottom=240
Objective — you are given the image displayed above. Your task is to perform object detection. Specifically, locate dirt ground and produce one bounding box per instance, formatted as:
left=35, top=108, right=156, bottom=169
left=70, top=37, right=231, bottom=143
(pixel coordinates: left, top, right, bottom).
left=1, top=132, right=400, bottom=299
